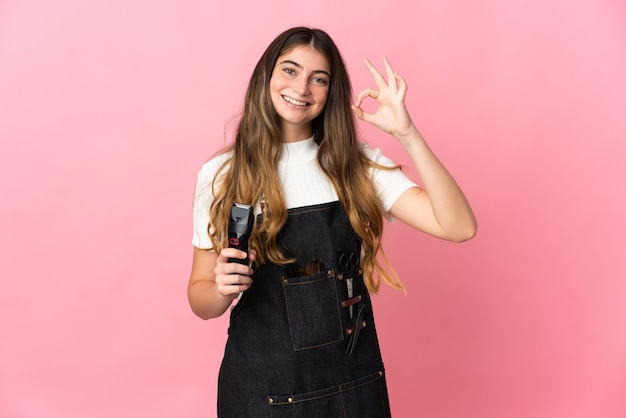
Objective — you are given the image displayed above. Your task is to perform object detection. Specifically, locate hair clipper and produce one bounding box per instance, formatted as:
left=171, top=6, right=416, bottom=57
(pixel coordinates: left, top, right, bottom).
left=228, top=203, right=254, bottom=264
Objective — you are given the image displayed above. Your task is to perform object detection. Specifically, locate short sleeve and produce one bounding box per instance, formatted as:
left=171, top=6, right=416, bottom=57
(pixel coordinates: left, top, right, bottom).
left=362, top=144, right=419, bottom=218
left=192, top=153, right=231, bottom=249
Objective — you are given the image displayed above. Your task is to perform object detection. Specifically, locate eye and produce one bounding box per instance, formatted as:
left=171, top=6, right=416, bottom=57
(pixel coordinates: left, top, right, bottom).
left=282, top=67, right=295, bottom=76
left=311, top=76, right=329, bottom=85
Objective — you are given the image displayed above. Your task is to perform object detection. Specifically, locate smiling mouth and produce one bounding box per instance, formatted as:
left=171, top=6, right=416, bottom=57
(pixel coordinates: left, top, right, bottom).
left=282, top=95, right=310, bottom=107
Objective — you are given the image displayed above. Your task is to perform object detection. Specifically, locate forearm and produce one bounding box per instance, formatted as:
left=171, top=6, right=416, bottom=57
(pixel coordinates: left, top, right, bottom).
left=351, top=56, right=476, bottom=240
left=188, top=279, right=235, bottom=320
left=397, top=126, right=477, bottom=240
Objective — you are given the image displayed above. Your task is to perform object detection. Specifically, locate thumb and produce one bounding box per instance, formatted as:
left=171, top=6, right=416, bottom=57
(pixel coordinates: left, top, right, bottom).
left=351, top=104, right=374, bottom=124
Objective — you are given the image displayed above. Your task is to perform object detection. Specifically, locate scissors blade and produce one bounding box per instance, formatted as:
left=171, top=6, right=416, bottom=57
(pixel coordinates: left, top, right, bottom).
left=347, top=277, right=354, bottom=319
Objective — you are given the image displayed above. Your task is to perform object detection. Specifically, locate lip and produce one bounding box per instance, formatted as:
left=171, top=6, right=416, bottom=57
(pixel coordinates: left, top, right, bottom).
left=282, top=95, right=310, bottom=107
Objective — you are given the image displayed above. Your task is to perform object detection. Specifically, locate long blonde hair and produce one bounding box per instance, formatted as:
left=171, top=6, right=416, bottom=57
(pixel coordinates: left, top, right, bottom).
left=208, top=27, right=404, bottom=293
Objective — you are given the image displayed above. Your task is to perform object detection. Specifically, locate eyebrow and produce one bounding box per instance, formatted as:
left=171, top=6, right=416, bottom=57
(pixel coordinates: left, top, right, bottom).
left=279, top=59, right=331, bottom=78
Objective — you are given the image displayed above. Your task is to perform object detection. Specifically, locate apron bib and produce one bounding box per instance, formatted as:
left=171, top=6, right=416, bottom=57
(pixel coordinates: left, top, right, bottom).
left=217, top=201, right=391, bottom=417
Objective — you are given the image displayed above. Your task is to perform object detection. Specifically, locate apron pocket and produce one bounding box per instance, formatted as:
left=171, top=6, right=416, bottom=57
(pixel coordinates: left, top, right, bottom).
left=282, top=268, right=343, bottom=351
left=268, top=369, right=389, bottom=418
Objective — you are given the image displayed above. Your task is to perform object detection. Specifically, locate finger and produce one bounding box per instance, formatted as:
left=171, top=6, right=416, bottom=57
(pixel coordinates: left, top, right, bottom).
left=218, top=247, right=247, bottom=263
left=246, top=248, right=257, bottom=267
left=215, top=250, right=254, bottom=276
left=217, top=277, right=253, bottom=297
left=354, top=87, right=379, bottom=107
left=389, top=61, right=408, bottom=100
left=215, top=263, right=248, bottom=280
left=363, top=58, right=388, bottom=90
left=353, top=87, right=380, bottom=124
left=395, top=71, right=408, bottom=98
left=228, top=259, right=255, bottom=276
left=351, top=104, right=364, bottom=120
left=247, top=248, right=257, bottom=262
left=351, top=104, right=375, bottom=124
left=229, top=274, right=253, bottom=286
left=217, top=271, right=253, bottom=287
left=225, top=283, right=252, bottom=294
left=383, top=57, right=398, bottom=92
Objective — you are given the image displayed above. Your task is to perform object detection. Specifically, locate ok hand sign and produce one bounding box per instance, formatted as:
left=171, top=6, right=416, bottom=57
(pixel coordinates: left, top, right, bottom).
left=352, top=57, right=417, bottom=142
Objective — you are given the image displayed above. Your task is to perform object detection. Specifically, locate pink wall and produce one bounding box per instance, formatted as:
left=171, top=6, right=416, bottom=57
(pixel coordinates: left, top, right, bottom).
left=1, top=1, right=625, bottom=417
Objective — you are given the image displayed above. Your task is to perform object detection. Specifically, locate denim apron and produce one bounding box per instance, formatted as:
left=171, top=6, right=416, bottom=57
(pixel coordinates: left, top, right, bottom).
left=217, top=201, right=391, bottom=417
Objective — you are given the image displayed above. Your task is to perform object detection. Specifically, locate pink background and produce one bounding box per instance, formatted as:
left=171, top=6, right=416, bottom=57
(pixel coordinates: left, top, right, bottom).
left=1, top=1, right=625, bottom=417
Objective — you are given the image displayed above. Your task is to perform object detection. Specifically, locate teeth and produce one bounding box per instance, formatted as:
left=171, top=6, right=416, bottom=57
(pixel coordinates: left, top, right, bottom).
left=283, top=96, right=308, bottom=106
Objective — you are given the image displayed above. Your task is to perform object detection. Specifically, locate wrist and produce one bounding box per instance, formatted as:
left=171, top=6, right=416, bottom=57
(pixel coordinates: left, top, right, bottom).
left=394, top=124, right=423, bottom=145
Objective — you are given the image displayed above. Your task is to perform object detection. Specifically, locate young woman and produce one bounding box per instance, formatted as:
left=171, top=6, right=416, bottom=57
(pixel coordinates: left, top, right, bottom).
left=188, top=26, right=476, bottom=417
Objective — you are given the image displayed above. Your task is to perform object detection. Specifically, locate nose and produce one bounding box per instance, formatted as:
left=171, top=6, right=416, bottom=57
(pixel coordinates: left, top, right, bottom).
left=293, top=76, right=310, bottom=96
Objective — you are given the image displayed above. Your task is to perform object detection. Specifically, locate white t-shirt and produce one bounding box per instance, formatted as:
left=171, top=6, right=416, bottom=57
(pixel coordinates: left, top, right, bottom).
left=192, top=136, right=418, bottom=249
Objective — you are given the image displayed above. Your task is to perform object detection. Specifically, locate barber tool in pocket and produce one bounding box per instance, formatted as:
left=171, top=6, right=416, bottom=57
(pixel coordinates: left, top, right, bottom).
left=298, top=258, right=325, bottom=276
left=337, top=248, right=360, bottom=319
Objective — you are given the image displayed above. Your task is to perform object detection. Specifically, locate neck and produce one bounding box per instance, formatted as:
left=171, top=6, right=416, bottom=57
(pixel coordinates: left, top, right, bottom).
left=280, top=124, right=312, bottom=143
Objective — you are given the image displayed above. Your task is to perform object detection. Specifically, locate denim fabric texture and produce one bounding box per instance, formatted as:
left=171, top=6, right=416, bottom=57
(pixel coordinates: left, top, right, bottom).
left=217, top=201, right=391, bottom=417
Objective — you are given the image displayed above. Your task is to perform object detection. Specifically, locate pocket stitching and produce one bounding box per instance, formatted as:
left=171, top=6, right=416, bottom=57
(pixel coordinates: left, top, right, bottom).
left=268, top=369, right=385, bottom=405
left=282, top=269, right=344, bottom=351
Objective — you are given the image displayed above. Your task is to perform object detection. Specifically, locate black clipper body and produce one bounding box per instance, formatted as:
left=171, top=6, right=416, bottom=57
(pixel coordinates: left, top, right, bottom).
left=227, top=203, right=254, bottom=264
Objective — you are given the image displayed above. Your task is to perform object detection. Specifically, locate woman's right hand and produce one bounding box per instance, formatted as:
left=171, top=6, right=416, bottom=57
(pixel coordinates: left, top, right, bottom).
left=214, top=248, right=256, bottom=300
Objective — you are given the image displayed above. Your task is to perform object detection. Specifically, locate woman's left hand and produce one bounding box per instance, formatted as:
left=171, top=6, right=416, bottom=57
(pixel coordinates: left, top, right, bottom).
left=352, top=57, right=417, bottom=141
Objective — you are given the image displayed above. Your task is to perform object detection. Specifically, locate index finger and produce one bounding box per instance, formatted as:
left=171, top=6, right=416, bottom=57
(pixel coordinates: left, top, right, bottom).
left=218, top=247, right=248, bottom=263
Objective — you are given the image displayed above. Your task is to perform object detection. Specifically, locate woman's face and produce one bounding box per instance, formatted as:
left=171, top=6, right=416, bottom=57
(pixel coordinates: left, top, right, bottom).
left=269, top=45, right=331, bottom=142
